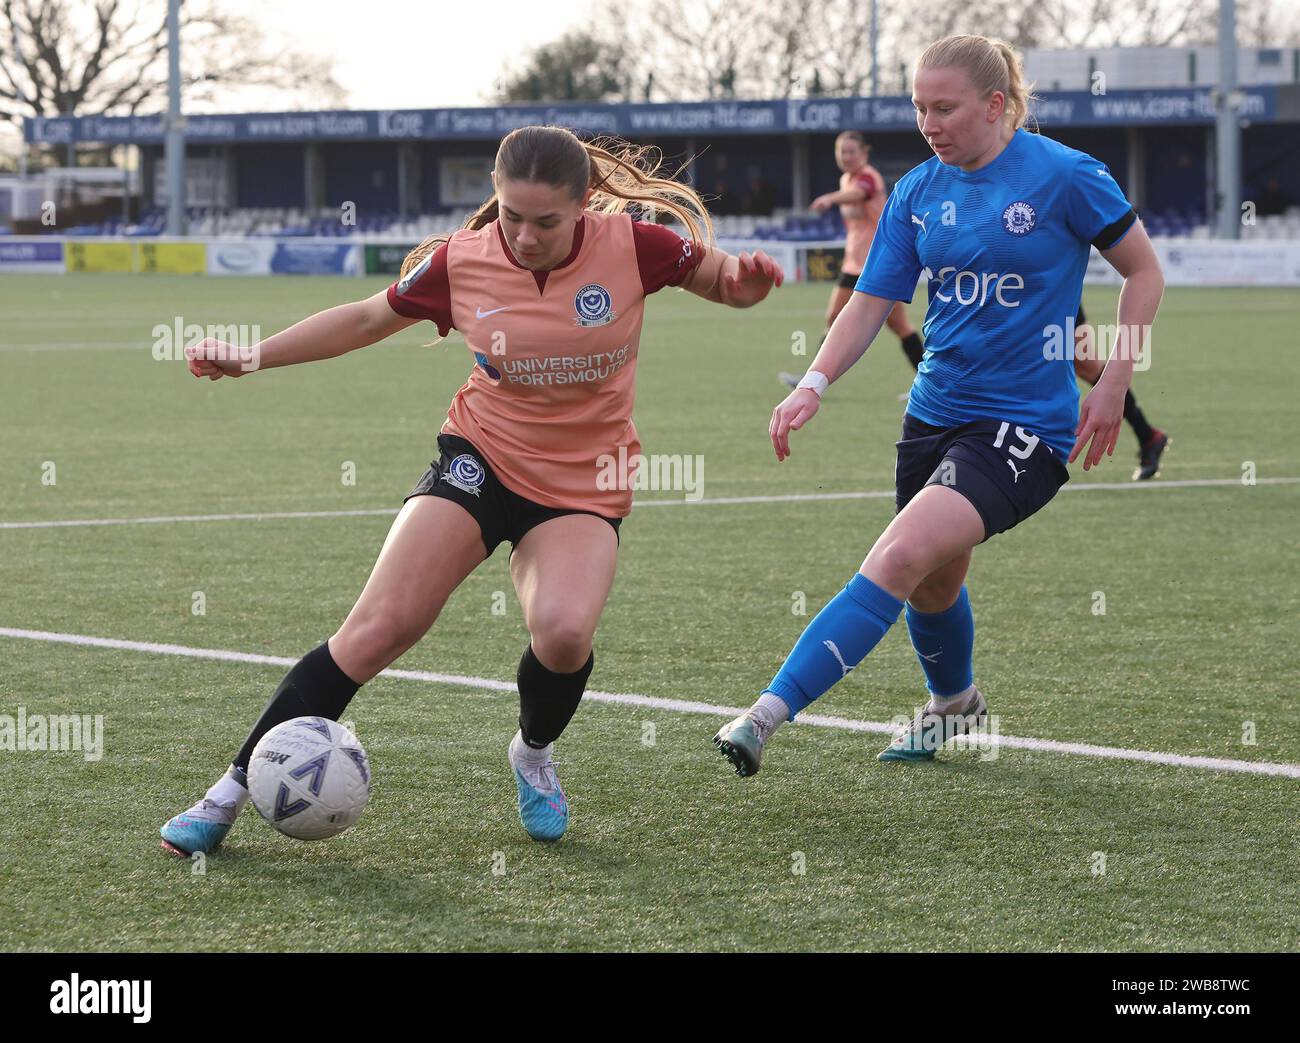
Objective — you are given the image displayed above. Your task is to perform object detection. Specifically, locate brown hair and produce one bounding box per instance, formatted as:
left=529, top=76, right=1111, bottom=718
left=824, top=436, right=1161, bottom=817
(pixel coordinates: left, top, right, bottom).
left=916, top=34, right=1037, bottom=131
left=835, top=130, right=871, bottom=158
left=399, top=125, right=714, bottom=279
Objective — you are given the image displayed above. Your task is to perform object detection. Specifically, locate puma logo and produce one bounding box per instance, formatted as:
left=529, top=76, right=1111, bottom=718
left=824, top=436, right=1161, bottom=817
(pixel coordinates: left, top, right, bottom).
left=911, top=212, right=930, bottom=235
left=1007, top=460, right=1026, bottom=483
left=824, top=639, right=853, bottom=678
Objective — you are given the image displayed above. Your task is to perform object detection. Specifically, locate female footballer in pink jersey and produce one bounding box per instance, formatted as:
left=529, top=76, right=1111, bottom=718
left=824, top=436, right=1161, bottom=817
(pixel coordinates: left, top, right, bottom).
left=781, top=131, right=924, bottom=394
left=161, top=126, right=782, bottom=850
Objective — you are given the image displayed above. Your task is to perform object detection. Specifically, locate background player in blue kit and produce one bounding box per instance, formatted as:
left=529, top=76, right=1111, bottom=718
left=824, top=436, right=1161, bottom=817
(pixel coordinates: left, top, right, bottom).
left=714, top=33, right=1166, bottom=773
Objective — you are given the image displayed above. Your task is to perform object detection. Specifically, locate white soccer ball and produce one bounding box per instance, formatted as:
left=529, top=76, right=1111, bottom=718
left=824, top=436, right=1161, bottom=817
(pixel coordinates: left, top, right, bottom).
left=248, top=717, right=372, bottom=841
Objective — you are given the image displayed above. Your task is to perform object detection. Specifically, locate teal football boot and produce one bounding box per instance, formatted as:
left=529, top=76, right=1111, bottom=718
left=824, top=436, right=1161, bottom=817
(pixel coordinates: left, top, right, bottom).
left=159, top=798, right=238, bottom=856
left=878, top=689, right=988, bottom=762
left=508, top=733, right=569, bottom=842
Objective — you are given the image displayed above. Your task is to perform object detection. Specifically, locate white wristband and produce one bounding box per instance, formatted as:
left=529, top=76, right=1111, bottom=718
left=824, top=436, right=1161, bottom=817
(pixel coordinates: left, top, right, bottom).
left=796, top=371, right=829, bottom=398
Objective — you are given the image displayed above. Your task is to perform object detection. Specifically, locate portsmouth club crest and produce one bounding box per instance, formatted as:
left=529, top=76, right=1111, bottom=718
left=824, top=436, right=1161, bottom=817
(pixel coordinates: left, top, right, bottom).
left=441, top=454, right=486, bottom=497
left=574, top=283, right=615, bottom=327
left=1001, top=200, right=1037, bottom=236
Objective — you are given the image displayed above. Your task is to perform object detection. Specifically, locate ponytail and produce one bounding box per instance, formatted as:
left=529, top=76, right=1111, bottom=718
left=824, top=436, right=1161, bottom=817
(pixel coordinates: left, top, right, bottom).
left=916, top=34, right=1037, bottom=131
left=400, top=125, right=713, bottom=281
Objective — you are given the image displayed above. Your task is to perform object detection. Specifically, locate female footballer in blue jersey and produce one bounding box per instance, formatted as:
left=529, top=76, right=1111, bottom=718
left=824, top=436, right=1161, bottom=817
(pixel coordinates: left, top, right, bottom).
left=714, top=34, right=1165, bottom=773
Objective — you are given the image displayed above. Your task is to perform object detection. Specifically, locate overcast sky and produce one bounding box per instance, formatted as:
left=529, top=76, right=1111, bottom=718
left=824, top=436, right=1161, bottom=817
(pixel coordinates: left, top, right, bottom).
left=243, top=0, right=594, bottom=110
left=0, top=1, right=585, bottom=156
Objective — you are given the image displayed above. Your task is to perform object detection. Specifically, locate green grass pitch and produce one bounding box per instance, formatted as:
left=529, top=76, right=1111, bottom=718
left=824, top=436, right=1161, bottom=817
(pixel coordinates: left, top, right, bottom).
left=1, top=273, right=1297, bottom=951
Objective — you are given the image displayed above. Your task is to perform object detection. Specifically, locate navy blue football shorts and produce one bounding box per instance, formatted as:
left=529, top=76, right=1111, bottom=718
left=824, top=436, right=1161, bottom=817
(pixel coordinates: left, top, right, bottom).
left=405, top=433, right=621, bottom=557
left=894, top=413, right=1070, bottom=542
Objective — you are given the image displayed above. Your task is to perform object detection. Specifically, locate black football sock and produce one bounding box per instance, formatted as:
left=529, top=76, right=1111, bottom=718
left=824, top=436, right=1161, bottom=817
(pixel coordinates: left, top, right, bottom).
left=900, top=332, right=924, bottom=370
left=1123, top=389, right=1156, bottom=445
left=517, top=644, right=593, bottom=748
left=232, top=642, right=361, bottom=771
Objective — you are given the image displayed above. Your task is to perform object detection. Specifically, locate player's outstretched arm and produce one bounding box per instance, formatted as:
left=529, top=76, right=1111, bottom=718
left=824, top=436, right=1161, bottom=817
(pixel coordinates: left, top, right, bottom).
left=184, top=288, right=419, bottom=380
left=810, top=185, right=868, bottom=212
left=1069, top=221, right=1165, bottom=470
left=769, top=291, right=895, bottom=461
left=682, top=246, right=784, bottom=308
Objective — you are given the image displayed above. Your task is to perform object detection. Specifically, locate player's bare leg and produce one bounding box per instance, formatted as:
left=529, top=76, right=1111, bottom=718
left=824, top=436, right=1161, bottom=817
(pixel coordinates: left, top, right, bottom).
left=329, top=496, right=487, bottom=683
left=506, top=513, right=619, bottom=840
left=905, top=550, right=970, bottom=614
left=160, top=496, right=486, bottom=856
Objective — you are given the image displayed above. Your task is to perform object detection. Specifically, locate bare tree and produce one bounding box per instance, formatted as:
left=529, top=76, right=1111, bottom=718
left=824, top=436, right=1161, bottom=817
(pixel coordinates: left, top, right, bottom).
left=605, top=0, right=1297, bottom=102
left=1234, top=0, right=1300, bottom=46
left=494, top=29, right=631, bottom=103
left=644, top=0, right=753, bottom=99
left=0, top=0, right=344, bottom=131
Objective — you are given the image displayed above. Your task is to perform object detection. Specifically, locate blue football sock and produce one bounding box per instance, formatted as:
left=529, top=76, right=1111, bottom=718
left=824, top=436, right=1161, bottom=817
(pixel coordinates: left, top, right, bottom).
left=765, top=573, right=904, bottom=718
left=905, top=585, right=975, bottom=698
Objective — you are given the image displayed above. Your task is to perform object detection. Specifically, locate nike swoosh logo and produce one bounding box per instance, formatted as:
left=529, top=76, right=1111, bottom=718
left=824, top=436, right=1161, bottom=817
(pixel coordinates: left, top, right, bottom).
left=476, top=306, right=510, bottom=319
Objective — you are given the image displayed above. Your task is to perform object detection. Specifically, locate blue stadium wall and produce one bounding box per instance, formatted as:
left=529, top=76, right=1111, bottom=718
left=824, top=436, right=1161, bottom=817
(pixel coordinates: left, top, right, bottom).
left=135, top=125, right=1296, bottom=224
left=30, top=87, right=1300, bottom=220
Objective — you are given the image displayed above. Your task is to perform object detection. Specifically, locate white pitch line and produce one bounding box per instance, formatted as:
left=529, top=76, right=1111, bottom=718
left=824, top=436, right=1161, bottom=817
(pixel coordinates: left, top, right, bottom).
left=2, top=626, right=1297, bottom=781
left=2, top=476, right=1296, bottom=530
left=0, top=508, right=397, bottom=530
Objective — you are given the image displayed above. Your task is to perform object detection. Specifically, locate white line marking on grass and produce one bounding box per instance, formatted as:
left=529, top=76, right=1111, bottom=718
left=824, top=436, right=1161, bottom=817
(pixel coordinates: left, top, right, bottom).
left=3, top=626, right=1297, bottom=781
left=3, top=477, right=1297, bottom=530
left=632, top=476, right=1300, bottom=506
left=0, top=508, right=396, bottom=530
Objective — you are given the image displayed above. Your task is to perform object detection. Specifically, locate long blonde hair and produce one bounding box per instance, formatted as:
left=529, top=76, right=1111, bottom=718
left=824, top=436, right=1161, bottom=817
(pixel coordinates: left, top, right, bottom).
left=399, top=125, right=714, bottom=279
left=917, top=34, right=1037, bottom=131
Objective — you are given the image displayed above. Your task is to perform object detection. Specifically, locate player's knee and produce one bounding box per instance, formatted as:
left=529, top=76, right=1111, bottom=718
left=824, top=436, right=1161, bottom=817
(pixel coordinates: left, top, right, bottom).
left=869, top=538, right=923, bottom=589
left=529, top=613, right=594, bottom=674
left=334, top=608, right=427, bottom=676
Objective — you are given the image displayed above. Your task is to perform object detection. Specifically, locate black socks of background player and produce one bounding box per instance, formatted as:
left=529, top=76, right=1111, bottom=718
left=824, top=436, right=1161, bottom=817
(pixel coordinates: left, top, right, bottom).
left=517, top=644, right=593, bottom=748
left=232, top=641, right=361, bottom=771
left=901, top=332, right=925, bottom=370
left=1123, top=390, right=1156, bottom=445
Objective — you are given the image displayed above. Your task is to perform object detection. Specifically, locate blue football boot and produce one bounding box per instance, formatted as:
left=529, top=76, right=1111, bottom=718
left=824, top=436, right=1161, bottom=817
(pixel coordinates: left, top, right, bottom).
left=508, top=732, right=569, bottom=842
left=159, top=798, right=238, bottom=856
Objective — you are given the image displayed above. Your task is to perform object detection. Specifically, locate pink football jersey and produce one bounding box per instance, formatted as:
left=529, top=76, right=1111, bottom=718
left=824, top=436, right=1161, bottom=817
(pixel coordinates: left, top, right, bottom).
left=388, top=210, right=701, bottom=516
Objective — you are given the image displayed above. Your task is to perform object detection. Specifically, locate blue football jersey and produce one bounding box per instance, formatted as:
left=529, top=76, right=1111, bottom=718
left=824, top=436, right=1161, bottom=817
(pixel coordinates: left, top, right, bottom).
left=856, top=129, right=1136, bottom=457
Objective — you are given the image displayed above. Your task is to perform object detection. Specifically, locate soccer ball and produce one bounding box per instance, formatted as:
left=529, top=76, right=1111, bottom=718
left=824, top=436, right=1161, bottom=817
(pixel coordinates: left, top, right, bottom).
left=248, top=717, right=372, bottom=840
